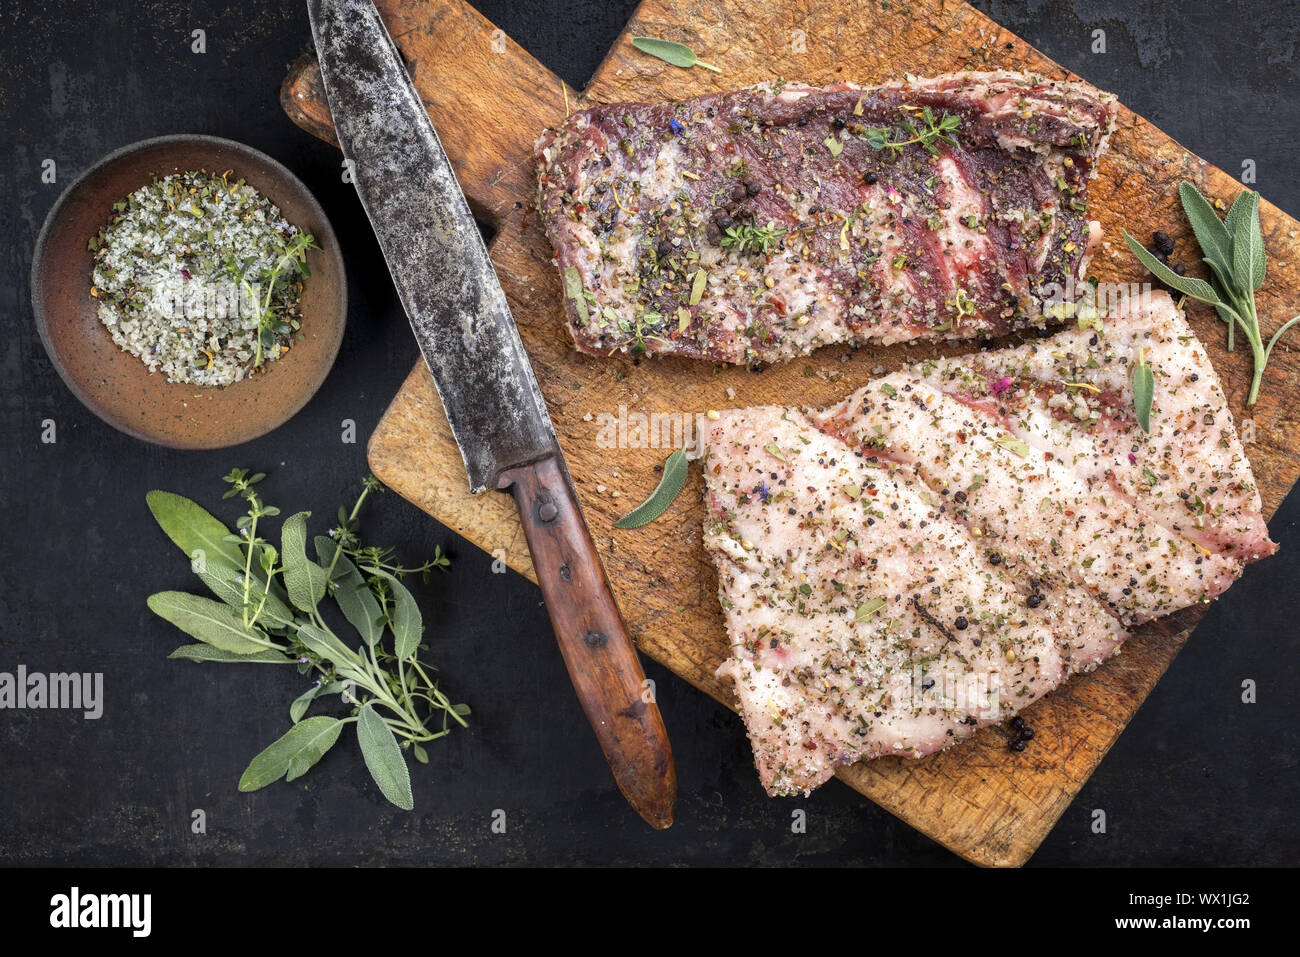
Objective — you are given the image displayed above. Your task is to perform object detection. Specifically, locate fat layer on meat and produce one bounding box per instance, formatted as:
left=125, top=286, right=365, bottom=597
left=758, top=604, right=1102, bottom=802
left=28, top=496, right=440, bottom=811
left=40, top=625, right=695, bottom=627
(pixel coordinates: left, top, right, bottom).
left=703, top=293, right=1275, bottom=795
left=536, top=71, right=1118, bottom=364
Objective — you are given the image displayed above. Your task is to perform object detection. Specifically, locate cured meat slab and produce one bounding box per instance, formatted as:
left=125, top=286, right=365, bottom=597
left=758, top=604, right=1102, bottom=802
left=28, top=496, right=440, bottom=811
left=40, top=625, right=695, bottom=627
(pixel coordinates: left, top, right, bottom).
left=282, top=0, right=1300, bottom=865
left=536, top=73, right=1117, bottom=364
left=702, top=293, right=1274, bottom=795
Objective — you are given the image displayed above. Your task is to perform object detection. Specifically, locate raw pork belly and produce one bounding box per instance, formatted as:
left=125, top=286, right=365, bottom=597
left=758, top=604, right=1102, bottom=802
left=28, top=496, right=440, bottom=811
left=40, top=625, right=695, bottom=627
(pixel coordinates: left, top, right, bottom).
left=701, top=293, right=1274, bottom=795
left=536, top=71, right=1117, bottom=364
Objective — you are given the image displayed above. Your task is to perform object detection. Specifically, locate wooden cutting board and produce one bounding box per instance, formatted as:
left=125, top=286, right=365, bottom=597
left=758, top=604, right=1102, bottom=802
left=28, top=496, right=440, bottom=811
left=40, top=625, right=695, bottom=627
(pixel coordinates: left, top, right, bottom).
left=282, top=0, right=1300, bottom=866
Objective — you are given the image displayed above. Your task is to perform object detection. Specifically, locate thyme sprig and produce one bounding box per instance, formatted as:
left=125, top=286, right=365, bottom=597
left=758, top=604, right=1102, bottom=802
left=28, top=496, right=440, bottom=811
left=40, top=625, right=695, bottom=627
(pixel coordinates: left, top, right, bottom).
left=146, top=471, right=467, bottom=810
left=721, top=220, right=788, bottom=256
left=863, top=106, right=961, bottom=157
left=226, top=231, right=319, bottom=367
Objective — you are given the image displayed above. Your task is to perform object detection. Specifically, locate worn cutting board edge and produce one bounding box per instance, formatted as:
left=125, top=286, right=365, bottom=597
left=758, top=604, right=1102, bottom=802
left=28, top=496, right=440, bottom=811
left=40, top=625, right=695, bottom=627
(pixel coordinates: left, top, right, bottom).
left=284, top=0, right=1300, bottom=866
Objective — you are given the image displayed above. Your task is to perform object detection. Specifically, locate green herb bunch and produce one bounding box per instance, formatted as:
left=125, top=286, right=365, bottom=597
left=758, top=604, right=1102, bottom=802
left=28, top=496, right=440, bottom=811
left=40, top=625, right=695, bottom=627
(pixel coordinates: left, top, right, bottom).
left=145, top=470, right=467, bottom=810
left=1123, top=182, right=1300, bottom=406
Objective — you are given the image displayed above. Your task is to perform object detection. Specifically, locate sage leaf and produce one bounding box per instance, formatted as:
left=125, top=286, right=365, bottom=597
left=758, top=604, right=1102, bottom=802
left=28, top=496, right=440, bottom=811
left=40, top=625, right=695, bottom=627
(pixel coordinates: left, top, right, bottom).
left=198, top=561, right=295, bottom=627
left=1223, top=189, right=1254, bottom=254
left=146, top=490, right=244, bottom=570
left=412, top=743, right=429, bottom=765
left=689, top=268, right=708, bottom=306
left=563, top=266, right=589, bottom=325
left=168, top=644, right=290, bottom=664
left=239, top=716, right=343, bottom=791
left=281, top=512, right=329, bottom=613
left=613, top=449, right=690, bottom=529
left=147, top=591, right=271, bottom=655
left=1132, top=352, right=1155, bottom=433
left=289, top=685, right=320, bottom=723
left=630, top=36, right=722, bottom=73
left=1178, top=181, right=1233, bottom=277
left=317, top=537, right=383, bottom=647
left=1229, top=190, right=1266, bottom=293
left=357, top=702, right=414, bottom=810
left=363, top=569, right=422, bottom=660
left=855, top=598, right=886, bottom=622
left=1121, top=229, right=1222, bottom=305
left=994, top=435, right=1030, bottom=458
left=296, top=622, right=361, bottom=674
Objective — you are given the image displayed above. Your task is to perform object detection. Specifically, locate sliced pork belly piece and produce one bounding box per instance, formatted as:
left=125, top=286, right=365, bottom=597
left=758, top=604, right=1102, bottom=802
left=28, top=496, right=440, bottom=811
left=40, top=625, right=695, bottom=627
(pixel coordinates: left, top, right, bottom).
left=703, top=294, right=1274, bottom=795
left=817, top=374, right=1241, bottom=625
left=536, top=71, right=1118, bottom=364
left=909, top=292, right=1274, bottom=562
left=704, top=405, right=1126, bottom=796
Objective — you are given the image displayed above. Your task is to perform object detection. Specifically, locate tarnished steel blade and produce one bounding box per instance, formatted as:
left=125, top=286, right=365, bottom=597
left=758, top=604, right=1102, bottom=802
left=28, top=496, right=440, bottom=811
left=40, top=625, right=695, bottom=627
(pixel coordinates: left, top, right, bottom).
left=308, top=0, right=556, bottom=493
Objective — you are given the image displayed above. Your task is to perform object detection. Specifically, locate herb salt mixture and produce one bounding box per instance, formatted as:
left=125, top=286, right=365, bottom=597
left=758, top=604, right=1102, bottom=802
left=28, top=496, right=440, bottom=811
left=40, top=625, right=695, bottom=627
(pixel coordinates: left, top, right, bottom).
left=89, top=169, right=316, bottom=387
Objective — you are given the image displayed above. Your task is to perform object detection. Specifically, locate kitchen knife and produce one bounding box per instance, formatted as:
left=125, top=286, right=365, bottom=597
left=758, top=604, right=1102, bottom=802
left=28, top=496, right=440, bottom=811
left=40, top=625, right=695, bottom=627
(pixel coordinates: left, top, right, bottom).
left=308, top=0, right=676, bottom=828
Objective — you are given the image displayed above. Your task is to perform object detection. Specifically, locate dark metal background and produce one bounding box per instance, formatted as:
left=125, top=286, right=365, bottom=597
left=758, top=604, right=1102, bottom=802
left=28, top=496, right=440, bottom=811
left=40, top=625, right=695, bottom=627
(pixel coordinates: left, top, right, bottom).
left=1, top=0, right=1296, bottom=865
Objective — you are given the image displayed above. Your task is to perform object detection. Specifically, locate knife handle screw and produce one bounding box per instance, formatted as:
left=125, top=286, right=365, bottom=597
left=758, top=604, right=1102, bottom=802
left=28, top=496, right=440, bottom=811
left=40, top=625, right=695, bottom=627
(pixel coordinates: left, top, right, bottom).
left=538, top=500, right=559, bottom=523
left=584, top=630, right=608, bottom=648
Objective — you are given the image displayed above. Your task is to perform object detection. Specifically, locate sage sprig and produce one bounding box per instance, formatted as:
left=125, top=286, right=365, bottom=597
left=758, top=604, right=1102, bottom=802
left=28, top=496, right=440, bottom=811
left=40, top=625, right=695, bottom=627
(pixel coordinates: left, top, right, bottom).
left=146, top=470, right=468, bottom=810
left=1122, top=182, right=1300, bottom=406
left=630, top=36, right=722, bottom=73
left=614, top=449, right=690, bottom=528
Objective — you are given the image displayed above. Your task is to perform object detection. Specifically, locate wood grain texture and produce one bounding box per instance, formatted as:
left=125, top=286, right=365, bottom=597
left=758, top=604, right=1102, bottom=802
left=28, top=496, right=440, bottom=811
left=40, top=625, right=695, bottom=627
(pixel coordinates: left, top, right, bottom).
left=284, top=0, right=1300, bottom=865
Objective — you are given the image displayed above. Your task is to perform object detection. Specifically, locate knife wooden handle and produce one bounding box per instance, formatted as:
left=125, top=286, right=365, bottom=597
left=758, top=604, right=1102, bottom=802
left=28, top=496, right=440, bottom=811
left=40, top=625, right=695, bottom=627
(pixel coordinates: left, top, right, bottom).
left=501, top=454, right=677, bottom=829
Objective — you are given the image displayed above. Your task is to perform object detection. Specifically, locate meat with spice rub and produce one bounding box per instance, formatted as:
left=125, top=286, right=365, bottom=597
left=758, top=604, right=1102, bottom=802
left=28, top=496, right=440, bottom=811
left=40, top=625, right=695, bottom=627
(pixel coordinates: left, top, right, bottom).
left=535, top=71, right=1118, bottom=364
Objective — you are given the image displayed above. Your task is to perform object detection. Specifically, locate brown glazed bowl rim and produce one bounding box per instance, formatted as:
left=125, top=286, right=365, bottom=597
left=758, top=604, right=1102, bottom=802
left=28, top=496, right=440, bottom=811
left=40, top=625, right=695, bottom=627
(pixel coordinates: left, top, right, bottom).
left=31, top=133, right=346, bottom=449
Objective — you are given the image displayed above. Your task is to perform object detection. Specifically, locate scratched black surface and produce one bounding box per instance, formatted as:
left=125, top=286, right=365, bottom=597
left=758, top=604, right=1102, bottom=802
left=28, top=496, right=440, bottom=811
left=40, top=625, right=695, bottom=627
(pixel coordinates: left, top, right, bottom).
left=0, top=0, right=1296, bottom=866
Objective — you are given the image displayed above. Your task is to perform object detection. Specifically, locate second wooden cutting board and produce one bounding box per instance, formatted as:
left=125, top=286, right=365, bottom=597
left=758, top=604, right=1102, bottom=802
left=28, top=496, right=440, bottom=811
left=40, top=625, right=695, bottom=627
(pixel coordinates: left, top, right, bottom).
left=282, top=0, right=1300, bottom=866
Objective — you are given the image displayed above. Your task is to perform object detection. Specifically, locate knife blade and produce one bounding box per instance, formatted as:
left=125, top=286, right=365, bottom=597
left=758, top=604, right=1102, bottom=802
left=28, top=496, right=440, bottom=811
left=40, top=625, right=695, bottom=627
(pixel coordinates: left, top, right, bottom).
left=307, top=0, right=676, bottom=828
